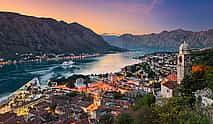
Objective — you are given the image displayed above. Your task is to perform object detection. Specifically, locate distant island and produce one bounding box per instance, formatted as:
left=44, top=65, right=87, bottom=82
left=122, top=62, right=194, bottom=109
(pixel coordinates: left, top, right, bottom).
left=102, top=29, right=213, bottom=49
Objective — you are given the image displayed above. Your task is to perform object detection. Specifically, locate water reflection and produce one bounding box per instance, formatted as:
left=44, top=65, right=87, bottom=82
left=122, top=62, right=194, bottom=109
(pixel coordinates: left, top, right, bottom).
left=77, top=53, right=140, bottom=75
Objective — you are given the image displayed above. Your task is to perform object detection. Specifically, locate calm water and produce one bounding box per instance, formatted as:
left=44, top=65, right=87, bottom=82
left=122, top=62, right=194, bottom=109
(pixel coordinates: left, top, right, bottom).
left=0, top=48, right=175, bottom=101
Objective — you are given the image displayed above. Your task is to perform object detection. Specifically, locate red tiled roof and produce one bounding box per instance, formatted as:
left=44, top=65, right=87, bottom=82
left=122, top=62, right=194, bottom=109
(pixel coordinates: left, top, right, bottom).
left=161, top=74, right=177, bottom=85
left=0, top=112, right=16, bottom=121
left=163, top=81, right=178, bottom=89
left=0, top=112, right=26, bottom=124
left=166, top=74, right=177, bottom=81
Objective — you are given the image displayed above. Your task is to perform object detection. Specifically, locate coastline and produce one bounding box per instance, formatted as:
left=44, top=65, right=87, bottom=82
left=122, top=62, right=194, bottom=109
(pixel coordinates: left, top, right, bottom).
left=0, top=52, right=138, bottom=104
left=0, top=50, right=174, bottom=105
left=0, top=78, right=39, bottom=106
left=0, top=49, right=179, bottom=123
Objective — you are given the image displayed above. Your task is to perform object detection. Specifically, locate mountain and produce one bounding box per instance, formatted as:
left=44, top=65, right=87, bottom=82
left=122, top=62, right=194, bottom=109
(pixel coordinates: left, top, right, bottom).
left=103, top=29, right=213, bottom=49
left=101, top=35, right=119, bottom=45
left=0, top=12, right=121, bottom=57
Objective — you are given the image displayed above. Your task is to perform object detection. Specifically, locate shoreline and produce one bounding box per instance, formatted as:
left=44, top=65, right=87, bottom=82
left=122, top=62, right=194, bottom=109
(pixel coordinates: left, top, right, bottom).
left=0, top=52, right=139, bottom=104
left=0, top=53, right=102, bottom=68
left=0, top=50, right=174, bottom=105
left=0, top=78, right=39, bottom=106
left=0, top=52, right=130, bottom=101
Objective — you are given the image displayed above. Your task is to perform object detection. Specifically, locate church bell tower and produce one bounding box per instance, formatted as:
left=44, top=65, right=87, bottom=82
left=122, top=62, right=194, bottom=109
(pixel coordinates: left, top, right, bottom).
left=177, top=41, right=192, bottom=84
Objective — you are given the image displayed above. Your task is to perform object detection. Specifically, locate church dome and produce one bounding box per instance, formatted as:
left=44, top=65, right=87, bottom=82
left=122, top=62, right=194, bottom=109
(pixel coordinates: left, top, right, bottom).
left=179, top=41, right=191, bottom=54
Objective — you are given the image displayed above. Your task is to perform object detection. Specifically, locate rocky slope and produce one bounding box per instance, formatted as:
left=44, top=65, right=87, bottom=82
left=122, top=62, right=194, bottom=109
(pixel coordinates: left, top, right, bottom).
left=103, top=29, right=213, bottom=49
left=101, top=35, right=119, bottom=45
left=0, top=12, right=120, bottom=57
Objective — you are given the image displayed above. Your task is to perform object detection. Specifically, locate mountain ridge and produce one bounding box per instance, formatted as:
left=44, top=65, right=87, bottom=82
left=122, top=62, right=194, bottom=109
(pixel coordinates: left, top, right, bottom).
left=0, top=12, right=121, bottom=57
left=102, top=29, right=213, bottom=49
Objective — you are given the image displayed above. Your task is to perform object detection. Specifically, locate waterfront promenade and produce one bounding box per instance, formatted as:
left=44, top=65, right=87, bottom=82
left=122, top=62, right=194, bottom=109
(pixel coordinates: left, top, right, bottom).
left=0, top=78, right=40, bottom=112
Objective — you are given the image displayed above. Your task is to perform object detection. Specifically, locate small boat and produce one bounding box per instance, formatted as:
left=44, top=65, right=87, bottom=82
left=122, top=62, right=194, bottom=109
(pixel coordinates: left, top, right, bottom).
left=62, top=61, right=74, bottom=65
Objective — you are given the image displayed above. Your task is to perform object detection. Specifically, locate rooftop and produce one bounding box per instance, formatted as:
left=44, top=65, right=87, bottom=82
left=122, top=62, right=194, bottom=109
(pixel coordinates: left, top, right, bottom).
left=162, top=81, right=178, bottom=89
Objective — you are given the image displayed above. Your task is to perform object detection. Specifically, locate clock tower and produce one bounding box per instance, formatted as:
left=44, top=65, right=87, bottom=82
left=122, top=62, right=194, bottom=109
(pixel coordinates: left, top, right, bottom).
left=177, top=41, right=192, bottom=84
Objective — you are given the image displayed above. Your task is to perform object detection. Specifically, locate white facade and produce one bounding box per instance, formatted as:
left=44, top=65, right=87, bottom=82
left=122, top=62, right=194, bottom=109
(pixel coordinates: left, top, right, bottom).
left=161, top=84, right=173, bottom=98
left=75, top=78, right=85, bottom=88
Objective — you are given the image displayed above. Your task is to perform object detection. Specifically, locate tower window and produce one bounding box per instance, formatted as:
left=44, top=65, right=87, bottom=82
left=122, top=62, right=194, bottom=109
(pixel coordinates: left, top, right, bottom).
left=179, top=56, right=183, bottom=63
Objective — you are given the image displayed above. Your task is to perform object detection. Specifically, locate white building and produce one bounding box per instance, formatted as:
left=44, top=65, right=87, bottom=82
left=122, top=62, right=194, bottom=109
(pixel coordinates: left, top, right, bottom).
left=75, top=78, right=85, bottom=88
left=161, top=81, right=178, bottom=98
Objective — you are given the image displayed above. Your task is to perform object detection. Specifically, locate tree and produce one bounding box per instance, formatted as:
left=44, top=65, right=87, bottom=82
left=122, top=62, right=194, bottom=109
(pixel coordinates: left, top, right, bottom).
left=115, top=96, right=209, bottom=124
left=53, top=74, right=91, bottom=88
left=133, top=93, right=155, bottom=110
left=205, top=68, right=213, bottom=90
left=126, top=72, right=133, bottom=77
left=180, top=75, right=193, bottom=96
left=99, top=114, right=114, bottom=124
left=116, top=113, right=133, bottom=124
left=154, top=97, right=208, bottom=124
left=180, top=74, right=206, bottom=96
left=132, top=105, right=159, bottom=124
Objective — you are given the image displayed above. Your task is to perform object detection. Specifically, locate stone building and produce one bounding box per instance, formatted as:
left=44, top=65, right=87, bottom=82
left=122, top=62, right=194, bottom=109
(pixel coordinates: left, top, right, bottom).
left=177, top=41, right=192, bottom=84
left=161, top=42, right=192, bottom=97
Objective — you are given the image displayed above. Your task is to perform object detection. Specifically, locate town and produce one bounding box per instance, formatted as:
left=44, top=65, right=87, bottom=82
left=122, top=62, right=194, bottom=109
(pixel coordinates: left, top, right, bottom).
left=0, top=52, right=102, bottom=68
left=0, top=42, right=212, bottom=124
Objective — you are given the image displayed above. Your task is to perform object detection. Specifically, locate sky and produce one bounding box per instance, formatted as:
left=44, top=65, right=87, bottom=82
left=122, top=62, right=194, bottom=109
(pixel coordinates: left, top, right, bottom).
left=0, top=0, right=213, bottom=35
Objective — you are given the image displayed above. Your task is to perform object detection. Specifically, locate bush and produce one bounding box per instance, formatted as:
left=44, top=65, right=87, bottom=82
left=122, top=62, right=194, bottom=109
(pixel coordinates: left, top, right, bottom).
left=133, top=93, right=155, bottom=110
left=116, top=113, right=133, bottom=124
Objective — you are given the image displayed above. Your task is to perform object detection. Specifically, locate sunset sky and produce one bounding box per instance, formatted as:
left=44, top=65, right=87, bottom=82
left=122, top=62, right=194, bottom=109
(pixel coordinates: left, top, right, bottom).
left=0, top=0, right=213, bottom=34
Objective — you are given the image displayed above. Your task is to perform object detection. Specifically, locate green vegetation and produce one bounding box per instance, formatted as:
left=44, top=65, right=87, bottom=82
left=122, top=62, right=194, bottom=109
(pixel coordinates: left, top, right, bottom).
left=123, top=63, right=156, bottom=78
left=114, top=94, right=209, bottom=124
left=114, top=49, right=213, bottom=124
left=139, top=63, right=156, bottom=78
left=192, top=48, right=213, bottom=66
left=205, top=68, right=213, bottom=90
left=99, top=114, right=114, bottom=124
left=126, top=72, right=134, bottom=77
left=133, top=93, right=155, bottom=110
left=180, top=74, right=206, bottom=96
left=116, top=113, right=133, bottom=124
left=51, top=74, right=91, bottom=88
left=192, top=48, right=213, bottom=90
left=154, top=97, right=208, bottom=124
left=131, top=105, right=158, bottom=124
